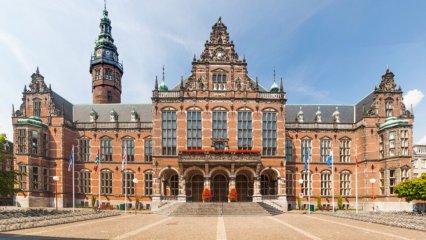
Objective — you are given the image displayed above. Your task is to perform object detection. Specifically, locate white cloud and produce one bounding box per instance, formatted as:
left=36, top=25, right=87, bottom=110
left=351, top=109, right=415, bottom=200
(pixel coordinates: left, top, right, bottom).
left=403, top=89, right=424, bottom=109
left=417, top=135, right=426, bottom=145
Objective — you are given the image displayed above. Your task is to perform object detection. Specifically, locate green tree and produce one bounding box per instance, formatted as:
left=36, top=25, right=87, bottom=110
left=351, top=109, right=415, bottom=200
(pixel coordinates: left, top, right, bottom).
left=0, top=134, right=20, bottom=197
left=296, top=196, right=301, bottom=210
left=317, top=197, right=322, bottom=210
left=395, top=173, right=426, bottom=202
left=337, top=195, right=343, bottom=210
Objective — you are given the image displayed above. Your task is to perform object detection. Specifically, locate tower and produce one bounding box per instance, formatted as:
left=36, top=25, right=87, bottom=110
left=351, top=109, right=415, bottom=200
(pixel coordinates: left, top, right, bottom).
left=90, top=3, right=123, bottom=104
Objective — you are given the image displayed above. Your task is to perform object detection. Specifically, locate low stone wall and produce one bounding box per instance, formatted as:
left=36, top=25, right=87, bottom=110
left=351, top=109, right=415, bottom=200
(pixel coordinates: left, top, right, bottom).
left=0, top=209, right=120, bottom=232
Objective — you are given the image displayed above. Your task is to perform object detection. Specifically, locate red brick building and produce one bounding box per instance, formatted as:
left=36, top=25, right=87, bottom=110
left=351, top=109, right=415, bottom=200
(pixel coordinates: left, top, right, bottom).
left=12, top=7, right=414, bottom=211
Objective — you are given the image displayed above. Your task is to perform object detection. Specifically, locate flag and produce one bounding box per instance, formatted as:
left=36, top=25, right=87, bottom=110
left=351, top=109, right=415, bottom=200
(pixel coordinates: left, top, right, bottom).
left=304, top=147, right=309, bottom=171
left=94, top=150, right=99, bottom=172
left=327, top=150, right=333, bottom=168
left=68, top=145, right=74, bottom=172
left=122, top=145, right=127, bottom=170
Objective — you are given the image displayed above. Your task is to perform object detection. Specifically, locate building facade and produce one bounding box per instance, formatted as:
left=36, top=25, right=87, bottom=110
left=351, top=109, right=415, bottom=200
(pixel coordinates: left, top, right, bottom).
left=412, top=145, right=426, bottom=178
left=12, top=7, right=414, bottom=211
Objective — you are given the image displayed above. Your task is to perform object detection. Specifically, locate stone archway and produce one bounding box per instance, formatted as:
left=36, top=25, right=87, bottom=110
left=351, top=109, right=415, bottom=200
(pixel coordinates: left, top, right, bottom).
left=260, top=169, right=278, bottom=196
left=190, top=175, right=204, bottom=202
left=211, top=174, right=229, bottom=202
left=236, top=174, right=253, bottom=202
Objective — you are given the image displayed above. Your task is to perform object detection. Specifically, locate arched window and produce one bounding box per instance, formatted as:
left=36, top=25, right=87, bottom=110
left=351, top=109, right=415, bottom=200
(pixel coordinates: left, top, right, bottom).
left=301, top=138, right=311, bottom=163
left=320, top=170, right=331, bottom=196
left=144, top=138, right=153, bottom=162
left=122, top=170, right=135, bottom=195
left=340, top=170, right=351, bottom=196
left=187, top=111, right=202, bottom=150
left=339, top=138, right=351, bottom=163
left=144, top=171, right=153, bottom=196
left=320, top=138, right=332, bottom=163
left=162, top=109, right=177, bottom=155
left=78, top=137, right=90, bottom=162
left=212, top=109, right=228, bottom=150
left=169, top=174, right=179, bottom=196
left=238, top=111, right=252, bottom=150
left=285, top=139, right=293, bottom=162
left=79, top=169, right=91, bottom=194
left=401, top=168, right=409, bottom=182
left=262, top=110, right=277, bottom=155
left=33, top=99, right=41, bottom=117
left=101, top=169, right=113, bottom=195
left=100, top=137, right=113, bottom=161
left=122, top=137, right=135, bottom=162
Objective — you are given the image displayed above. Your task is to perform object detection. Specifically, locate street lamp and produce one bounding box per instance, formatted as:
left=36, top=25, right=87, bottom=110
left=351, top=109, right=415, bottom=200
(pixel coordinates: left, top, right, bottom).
left=298, top=178, right=308, bottom=213
left=52, top=176, right=59, bottom=211
left=133, top=178, right=139, bottom=214
left=369, top=178, right=376, bottom=211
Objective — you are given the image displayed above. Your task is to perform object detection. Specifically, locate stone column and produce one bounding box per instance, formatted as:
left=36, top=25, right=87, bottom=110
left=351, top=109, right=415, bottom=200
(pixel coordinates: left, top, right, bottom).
left=276, top=177, right=288, bottom=211
left=151, top=176, right=161, bottom=212
left=252, top=176, right=261, bottom=202
left=178, top=176, right=186, bottom=202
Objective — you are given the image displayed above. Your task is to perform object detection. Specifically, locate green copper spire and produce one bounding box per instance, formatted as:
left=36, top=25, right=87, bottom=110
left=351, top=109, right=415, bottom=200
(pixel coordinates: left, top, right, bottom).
left=159, top=65, right=169, bottom=91
left=270, top=68, right=279, bottom=92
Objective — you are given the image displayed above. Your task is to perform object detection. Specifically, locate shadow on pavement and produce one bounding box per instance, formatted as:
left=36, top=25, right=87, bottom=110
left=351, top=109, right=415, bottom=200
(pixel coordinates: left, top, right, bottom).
left=0, top=233, right=105, bottom=240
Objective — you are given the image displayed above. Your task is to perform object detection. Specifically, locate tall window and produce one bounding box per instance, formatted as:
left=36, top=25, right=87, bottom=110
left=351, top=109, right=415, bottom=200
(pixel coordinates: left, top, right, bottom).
left=340, top=171, right=351, bottom=196
left=42, top=133, right=49, bottom=157
left=122, top=170, right=135, bottom=195
left=162, top=111, right=177, bottom=155
left=389, top=169, right=396, bottom=194
left=169, top=175, right=179, bottom=196
left=320, top=171, right=331, bottom=196
left=339, top=138, right=350, bottom=163
left=17, top=129, right=27, bottom=153
left=389, top=131, right=395, bottom=157
left=101, top=138, right=112, bottom=161
left=212, top=111, right=227, bottom=138
left=320, top=138, right=332, bottom=162
left=18, top=165, right=27, bottom=190
left=401, top=168, right=409, bottom=182
left=33, top=100, right=41, bottom=117
left=187, top=111, right=202, bottom=150
left=379, top=170, right=385, bottom=195
left=30, top=131, right=39, bottom=155
left=212, top=74, right=226, bottom=91
left=144, top=139, right=152, bottom=162
left=262, top=111, right=277, bottom=156
left=301, top=139, right=311, bottom=162
left=78, top=138, right=90, bottom=162
left=285, top=139, right=293, bottom=162
left=238, top=112, right=252, bottom=150
left=95, top=69, right=101, bottom=80
left=79, top=170, right=91, bottom=194
left=122, top=137, right=135, bottom=162
left=385, top=99, right=393, bottom=117
left=43, top=168, right=49, bottom=191
left=101, top=169, right=113, bottom=195
left=286, top=170, right=295, bottom=196
left=301, top=171, right=312, bottom=196
left=400, top=130, right=409, bottom=156
left=379, top=135, right=384, bottom=159
left=105, top=68, right=113, bottom=80
left=144, top=172, right=153, bottom=195
left=31, top=166, right=39, bottom=191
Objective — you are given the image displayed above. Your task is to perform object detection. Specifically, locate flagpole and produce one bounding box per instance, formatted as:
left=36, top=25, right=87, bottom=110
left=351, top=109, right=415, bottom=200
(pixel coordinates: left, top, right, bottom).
left=331, top=144, right=335, bottom=213
left=72, top=145, right=75, bottom=212
left=124, top=146, right=127, bottom=214
left=98, top=151, right=101, bottom=210
left=355, top=145, right=359, bottom=214
left=308, top=146, right=311, bottom=214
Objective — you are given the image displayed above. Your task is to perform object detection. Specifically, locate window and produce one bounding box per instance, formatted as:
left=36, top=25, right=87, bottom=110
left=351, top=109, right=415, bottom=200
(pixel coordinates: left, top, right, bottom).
left=389, top=131, right=395, bottom=157
left=122, top=137, right=135, bottom=162
left=42, top=133, right=49, bottom=157
left=101, top=138, right=112, bottom=161
left=379, top=135, right=384, bottom=159
left=301, top=139, right=311, bottom=162
left=301, top=171, right=312, bottom=196
left=212, top=111, right=227, bottom=139
left=238, top=112, right=252, bottom=150
left=144, top=172, right=153, bottom=195
left=187, top=111, right=202, bottom=150
left=162, top=111, right=177, bottom=155
left=401, top=168, right=409, bottom=182
left=43, top=168, right=49, bottom=191
left=320, top=171, right=331, bottom=196
left=286, top=170, right=295, bottom=196
left=389, top=169, right=396, bottom=194
left=105, top=68, right=113, bottom=80
left=122, top=170, right=135, bottom=195
left=320, top=138, right=332, bottom=163
left=107, top=91, right=112, bottom=102
left=30, top=131, right=39, bottom=155
left=285, top=139, right=293, bottom=162
left=339, top=138, right=350, bottom=163
left=340, top=171, right=351, bottom=196
left=95, top=69, right=101, bottom=80
left=385, top=99, right=393, bottom=117
left=31, top=166, right=39, bottom=191
left=17, top=129, right=27, bottom=154
left=79, top=170, right=91, bottom=194
left=212, top=74, right=226, bottom=91
left=169, top=175, right=179, bottom=196
left=101, top=169, right=113, bottom=195
left=78, top=138, right=90, bottom=162
left=262, top=112, right=277, bottom=155
left=379, top=170, right=385, bottom=195
left=400, top=130, right=409, bottom=156
left=18, top=165, right=27, bottom=190
left=33, top=100, right=41, bottom=117
left=144, top=139, right=152, bottom=162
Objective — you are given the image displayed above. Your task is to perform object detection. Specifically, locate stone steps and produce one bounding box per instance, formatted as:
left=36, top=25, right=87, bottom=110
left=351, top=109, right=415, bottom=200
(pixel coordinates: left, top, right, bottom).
left=169, top=202, right=273, bottom=216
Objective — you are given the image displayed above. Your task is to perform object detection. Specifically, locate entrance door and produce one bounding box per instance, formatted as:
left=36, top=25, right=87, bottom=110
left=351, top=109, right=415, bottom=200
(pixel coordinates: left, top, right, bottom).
left=191, top=175, right=204, bottom=202
left=212, top=175, right=228, bottom=202
left=236, top=175, right=252, bottom=202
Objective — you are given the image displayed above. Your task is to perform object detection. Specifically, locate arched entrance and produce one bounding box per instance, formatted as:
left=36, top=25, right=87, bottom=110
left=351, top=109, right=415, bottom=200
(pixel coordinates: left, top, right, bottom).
left=260, top=169, right=278, bottom=196
left=212, top=174, right=229, bottom=202
left=191, top=175, right=204, bottom=202
left=160, top=168, right=179, bottom=197
left=236, top=174, right=253, bottom=202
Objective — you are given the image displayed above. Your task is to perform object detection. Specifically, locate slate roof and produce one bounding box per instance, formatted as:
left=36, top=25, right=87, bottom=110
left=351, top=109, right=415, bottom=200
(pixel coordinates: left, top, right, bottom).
left=52, top=91, right=73, bottom=121
left=355, top=92, right=375, bottom=122
left=286, top=104, right=355, bottom=123
left=73, top=104, right=152, bottom=122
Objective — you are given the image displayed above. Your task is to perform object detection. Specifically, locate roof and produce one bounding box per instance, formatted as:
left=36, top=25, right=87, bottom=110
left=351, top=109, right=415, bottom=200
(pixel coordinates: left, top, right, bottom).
left=378, top=117, right=410, bottom=131
left=52, top=91, right=74, bottom=121
left=73, top=104, right=152, bottom=122
left=355, top=92, right=375, bottom=122
left=286, top=104, right=354, bottom=123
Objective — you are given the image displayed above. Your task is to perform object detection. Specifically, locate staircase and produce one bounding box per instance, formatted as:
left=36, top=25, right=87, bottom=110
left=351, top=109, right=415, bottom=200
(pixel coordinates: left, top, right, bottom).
left=169, top=202, right=282, bottom=216
left=257, top=202, right=284, bottom=216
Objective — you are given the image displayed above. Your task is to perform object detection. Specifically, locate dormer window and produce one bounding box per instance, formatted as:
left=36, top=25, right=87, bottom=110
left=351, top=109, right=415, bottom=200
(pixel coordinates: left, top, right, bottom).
left=385, top=99, right=393, bottom=117
left=213, top=74, right=226, bottom=91
left=105, top=68, right=113, bottom=80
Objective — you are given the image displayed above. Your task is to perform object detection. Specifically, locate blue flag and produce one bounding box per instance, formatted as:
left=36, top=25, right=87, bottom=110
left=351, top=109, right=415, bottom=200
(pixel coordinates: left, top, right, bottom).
left=326, top=150, right=333, bottom=168
left=304, top=147, right=309, bottom=171
left=68, top=145, right=74, bottom=172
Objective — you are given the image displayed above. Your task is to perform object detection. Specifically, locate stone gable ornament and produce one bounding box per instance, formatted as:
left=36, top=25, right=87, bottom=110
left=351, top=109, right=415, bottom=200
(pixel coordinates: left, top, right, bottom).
left=89, top=108, right=98, bottom=122
left=110, top=108, right=118, bottom=122
left=315, top=107, right=322, bottom=123
left=130, top=108, right=138, bottom=122
left=297, top=107, right=304, bottom=123
left=333, top=107, right=340, bottom=123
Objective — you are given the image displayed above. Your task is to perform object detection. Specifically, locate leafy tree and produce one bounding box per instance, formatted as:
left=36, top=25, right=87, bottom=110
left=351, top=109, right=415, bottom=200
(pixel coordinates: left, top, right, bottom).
left=337, top=195, right=343, bottom=210
left=395, top=173, right=426, bottom=202
left=0, top=134, right=20, bottom=197
left=296, top=196, right=301, bottom=210
left=91, top=195, right=97, bottom=209
left=317, top=197, right=322, bottom=210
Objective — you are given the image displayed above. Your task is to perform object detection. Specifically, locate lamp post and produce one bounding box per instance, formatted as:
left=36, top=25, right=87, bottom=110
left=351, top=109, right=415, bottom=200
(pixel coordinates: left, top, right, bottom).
left=298, top=178, right=308, bottom=213
left=369, top=178, right=376, bottom=212
left=52, top=176, right=59, bottom=211
left=133, top=178, right=139, bottom=214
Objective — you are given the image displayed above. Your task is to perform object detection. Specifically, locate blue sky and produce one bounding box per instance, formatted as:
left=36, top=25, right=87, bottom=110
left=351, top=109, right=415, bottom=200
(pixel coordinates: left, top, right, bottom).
left=0, top=0, right=425, bottom=143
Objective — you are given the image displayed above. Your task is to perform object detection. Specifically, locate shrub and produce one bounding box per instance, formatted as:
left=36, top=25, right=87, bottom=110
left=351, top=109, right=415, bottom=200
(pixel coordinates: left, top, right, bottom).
left=229, top=188, right=238, bottom=202
left=91, top=195, right=97, bottom=209
left=135, top=197, right=140, bottom=210
left=337, top=195, right=343, bottom=210
left=296, top=196, right=301, bottom=210
left=202, top=188, right=212, bottom=202
left=317, top=197, right=322, bottom=210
